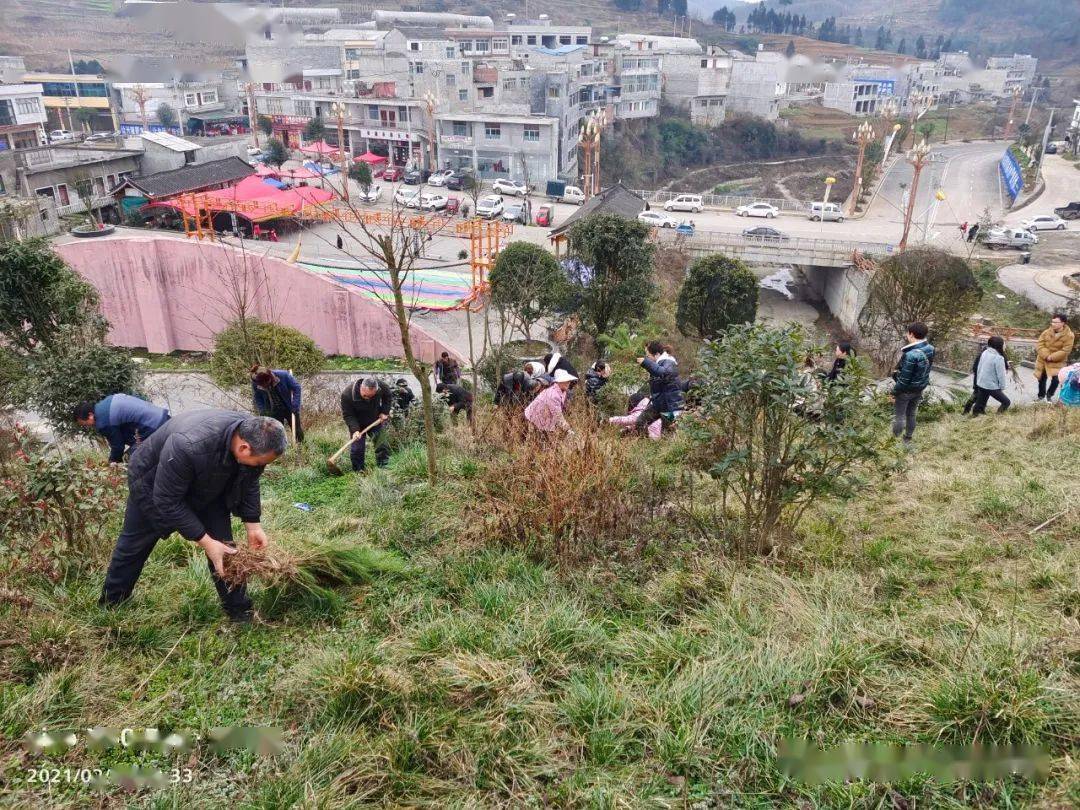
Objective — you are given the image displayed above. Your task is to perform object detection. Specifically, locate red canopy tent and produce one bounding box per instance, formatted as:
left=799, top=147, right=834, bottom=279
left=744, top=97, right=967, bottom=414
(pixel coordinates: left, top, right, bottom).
left=277, top=165, right=320, bottom=180
left=253, top=163, right=279, bottom=177
left=300, top=140, right=341, bottom=157
left=354, top=151, right=388, bottom=165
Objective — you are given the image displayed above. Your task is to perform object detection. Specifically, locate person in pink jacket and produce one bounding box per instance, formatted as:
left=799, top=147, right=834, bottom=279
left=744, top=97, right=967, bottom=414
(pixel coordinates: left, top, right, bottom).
left=609, top=393, right=662, bottom=439
left=524, top=369, right=576, bottom=433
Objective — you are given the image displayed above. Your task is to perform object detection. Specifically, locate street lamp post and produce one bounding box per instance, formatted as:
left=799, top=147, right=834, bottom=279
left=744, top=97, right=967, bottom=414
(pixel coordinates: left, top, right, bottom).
left=331, top=102, right=348, bottom=202
left=898, top=140, right=932, bottom=253
left=848, top=120, right=875, bottom=217
left=822, top=175, right=836, bottom=204
left=906, top=90, right=936, bottom=149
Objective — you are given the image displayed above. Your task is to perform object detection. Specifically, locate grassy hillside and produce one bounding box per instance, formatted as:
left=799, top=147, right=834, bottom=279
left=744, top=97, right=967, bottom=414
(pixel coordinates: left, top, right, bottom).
left=1, top=401, right=1078, bottom=806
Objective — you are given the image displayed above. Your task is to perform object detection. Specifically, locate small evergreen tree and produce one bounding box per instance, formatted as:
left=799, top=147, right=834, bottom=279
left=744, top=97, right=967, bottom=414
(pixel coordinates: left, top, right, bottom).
left=264, top=137, right=288, bottom=168
left=676, top=254, right=758, bottom=339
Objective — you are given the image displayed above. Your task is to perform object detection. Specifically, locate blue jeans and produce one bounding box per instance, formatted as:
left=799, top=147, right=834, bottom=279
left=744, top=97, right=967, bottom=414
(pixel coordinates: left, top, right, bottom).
left=892, top=389, right=923, bottom=441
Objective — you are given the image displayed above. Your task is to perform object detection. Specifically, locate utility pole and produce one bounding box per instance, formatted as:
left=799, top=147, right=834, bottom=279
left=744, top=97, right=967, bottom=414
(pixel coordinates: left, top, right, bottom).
left=247, top=83, right=260, bottom=148
left=331, top=101, right=349, bottom=202
left=1024, top=86, right=1042, bottom=126
left=898, top=140, right=931, bottom=253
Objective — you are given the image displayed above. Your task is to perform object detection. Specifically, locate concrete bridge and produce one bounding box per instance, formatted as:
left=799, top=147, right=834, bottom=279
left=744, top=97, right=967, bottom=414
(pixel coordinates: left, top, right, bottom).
left=664, top=229, right=896, bottom=268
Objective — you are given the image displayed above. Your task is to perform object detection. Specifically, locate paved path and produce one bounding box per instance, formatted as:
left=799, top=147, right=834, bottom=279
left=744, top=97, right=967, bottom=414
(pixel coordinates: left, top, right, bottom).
left=998, top=263, right=1078, bottom=311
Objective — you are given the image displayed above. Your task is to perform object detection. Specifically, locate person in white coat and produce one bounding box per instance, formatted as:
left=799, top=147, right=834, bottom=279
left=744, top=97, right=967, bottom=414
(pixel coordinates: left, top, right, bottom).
left=971, top=336, right=1011, bottom=416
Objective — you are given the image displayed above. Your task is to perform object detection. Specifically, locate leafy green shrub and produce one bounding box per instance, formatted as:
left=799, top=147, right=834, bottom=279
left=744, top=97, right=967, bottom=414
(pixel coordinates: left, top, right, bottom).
left=0, top=423, right=125, bottom=581
left=387, top=394, right=448, bottom=453
left=676, top=254, right=758, bottom=339
left=684, top=323, right=896, bottom=557
left=475, top=344, right=519, bottom=393
left=19, top=326, right=143, bottom=434
left=210, top=319, right=324, bottom=386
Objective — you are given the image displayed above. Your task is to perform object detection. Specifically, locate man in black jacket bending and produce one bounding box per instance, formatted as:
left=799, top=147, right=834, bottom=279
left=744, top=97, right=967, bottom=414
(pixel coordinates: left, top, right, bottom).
left=341, top=378, right=392, bottom=471
left=99, top=410, right=288, bottom=621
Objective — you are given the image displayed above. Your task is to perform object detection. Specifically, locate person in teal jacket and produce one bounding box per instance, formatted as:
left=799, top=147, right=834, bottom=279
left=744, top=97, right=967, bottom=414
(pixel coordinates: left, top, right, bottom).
left=891, top=322, right=936, bottom=444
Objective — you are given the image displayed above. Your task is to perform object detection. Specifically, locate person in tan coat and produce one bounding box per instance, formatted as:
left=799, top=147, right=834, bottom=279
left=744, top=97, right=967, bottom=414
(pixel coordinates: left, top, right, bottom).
left=1035, top=314, right=1075, bottom=402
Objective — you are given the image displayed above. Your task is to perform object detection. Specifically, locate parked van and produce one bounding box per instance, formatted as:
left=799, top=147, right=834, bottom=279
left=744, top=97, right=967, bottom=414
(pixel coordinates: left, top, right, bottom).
left=809, top=202, right=845, bottom=222
left=664, top=194, right=704, bottom=213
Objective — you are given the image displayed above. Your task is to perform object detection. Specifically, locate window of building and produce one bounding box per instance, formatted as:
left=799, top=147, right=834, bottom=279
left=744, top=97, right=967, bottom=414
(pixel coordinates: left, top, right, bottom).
left=14, top=97, right=40, bottom=115
left=295, top=100, right=313, bottom=116
left=345, top=48, right=359, bottom=60
left=559, top=36, right=571, bottom=44
left=42, top=81, right=76, bottom=97
left=446, top=73, right=456, bottom=87
left=410, top=41, right=420, bottom=51
left=480, top=86, right=494, bottom=98
left=410, top=62, right=424, bottom=75
left=475, top=39, right=490, bottom=53
left=523, top=124, right=540, bottom=142
left=493, top=38, right=508, bottom=51
left=79, top=82, right=108, bottom=98
left=0, top=101, right=13, bottom=126
left=347, top=69, right=360, bottom=79
left=461, top=61, right=470, bottom=75
left=520, top=78, right=529, bottom=88
left=56, top=184, right=70, bottom=206
left=548, top=86, right=560, bottom=98
left=460, top=40, right=473, bottom=52
left=459, top=89, right=468, bottom=101
left=452, top=121, right=468, bottom=136
left=511, top=35, right=522, bottom=45
left=484, top=122, right=500, bottom=139
left=502, top=78, right=516, bottom=91
left=368, top=105, right=379, bottom=120
left=201, top=90, right=218, bottom=104
left=527, top=35, right=537, bottom=45
left=265, top=98, right=284, bottom=115
left=446, top=46, right=456, bottom=58
left=701, top=59, right=708, bottom=68
left=576, top=35, right=588, bottom=45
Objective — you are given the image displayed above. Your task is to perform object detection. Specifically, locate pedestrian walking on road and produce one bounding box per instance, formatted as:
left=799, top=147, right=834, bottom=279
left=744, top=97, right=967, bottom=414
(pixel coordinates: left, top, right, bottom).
left=336, top=234, right=344, bottom=250
left=891, top=322, right=936, bottom=445
left=100, top=411, right=287, bottom=622
left=75, top=394, right=171, bottom=464
left=971, top=336, right=1011, bottom=416
left=251, top=366, right=304, bottom=443
left=1035, top=314, right=1075, bottom=403
left=967, top=222, right=979, bottom=243
left=959, top=221, right=968, bottom=239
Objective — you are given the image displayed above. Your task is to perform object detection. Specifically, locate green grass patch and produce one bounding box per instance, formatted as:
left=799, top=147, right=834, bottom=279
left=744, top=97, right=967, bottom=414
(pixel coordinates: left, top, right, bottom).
left=973, top=261, right=1050, bottom=329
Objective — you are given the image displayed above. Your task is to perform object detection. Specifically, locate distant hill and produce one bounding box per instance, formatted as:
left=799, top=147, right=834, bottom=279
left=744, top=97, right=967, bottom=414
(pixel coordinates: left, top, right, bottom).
left=690, top=0, right=1080, bottom=63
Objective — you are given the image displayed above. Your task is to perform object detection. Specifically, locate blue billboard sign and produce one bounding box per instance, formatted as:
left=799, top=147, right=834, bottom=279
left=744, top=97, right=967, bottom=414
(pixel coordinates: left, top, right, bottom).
left=999, top=149, right=1024, bottom=202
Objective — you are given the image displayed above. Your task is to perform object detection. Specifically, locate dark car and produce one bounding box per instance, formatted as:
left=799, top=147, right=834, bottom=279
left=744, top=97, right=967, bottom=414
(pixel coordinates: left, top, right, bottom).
left=742, top=226, right=789, bottom=241
left=1054, top=202, right=1080, bottom=221
left=402, top=168, right=431, bottom=185
left=446, top=171, right=475, bottom=191
left=381, top=166, right=404, bottom=182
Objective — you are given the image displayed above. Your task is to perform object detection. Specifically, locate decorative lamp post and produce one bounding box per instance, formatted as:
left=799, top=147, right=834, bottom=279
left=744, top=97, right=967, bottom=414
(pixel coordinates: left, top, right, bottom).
left=906, top=90, right=936, bottom=149
left=898, top=140, right=932, bottom=253
left=822, top=176, right=836, bottom=204
left=848, top=120, right=875, bottom=217
left=331, top=102, right=348, bottom=202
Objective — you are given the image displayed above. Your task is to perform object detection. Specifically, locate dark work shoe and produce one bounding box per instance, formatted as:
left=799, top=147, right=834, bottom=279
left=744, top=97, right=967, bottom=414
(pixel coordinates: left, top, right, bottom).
left=226, top=609, right=255, bottom=624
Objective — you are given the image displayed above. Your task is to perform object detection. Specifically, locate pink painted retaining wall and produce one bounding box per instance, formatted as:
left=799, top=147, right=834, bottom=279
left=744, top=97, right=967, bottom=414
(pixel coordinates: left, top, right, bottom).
left=56, top=237, right=457, bottom=362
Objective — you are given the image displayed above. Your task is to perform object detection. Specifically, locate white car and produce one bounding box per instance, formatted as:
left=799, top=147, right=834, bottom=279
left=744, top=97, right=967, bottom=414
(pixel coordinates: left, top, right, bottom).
left=49, top=129, right=77, bottom=143
left=394, top=186, right=423, bottom=208
left=491, top=178, right=529, bottom=197
left=427, top=169, right=455, bottom=187
left=638, top=210, right=681, bottom=228
left=476, top=195, right=505, bottom=218
left=1022, top=215, right=1067, bottom=232
left=420, top=192, right=449, bottom=211
left=664, top=194, right=703, bottom=213
left=736, top=202, right=779, bottom=219
left=357, top=185, right=382, bottom=203
left=246, top=145, right=263, bottom=157
left=85, top=131, right=117, bottom=142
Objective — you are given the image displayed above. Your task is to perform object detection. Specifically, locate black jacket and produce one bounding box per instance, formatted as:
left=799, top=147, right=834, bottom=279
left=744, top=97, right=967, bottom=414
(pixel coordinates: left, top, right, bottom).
left=824, top=357, right=847, bottom=383
left=434, top=358, right=461, bottom=385
left=495, top=371, right=538, bottom=406
left=641, top=353, right=684, bottom=413
left=392, top=385, right=416, bottom=413
left=126, top=410, right=265, bottom=541
left=440, top=383, right=473, bottom=412
left=584, top=370, right=608, bottom=399
left=542, top=352, right=578, bottom=378
left=341, top=380, right=392, bottom=434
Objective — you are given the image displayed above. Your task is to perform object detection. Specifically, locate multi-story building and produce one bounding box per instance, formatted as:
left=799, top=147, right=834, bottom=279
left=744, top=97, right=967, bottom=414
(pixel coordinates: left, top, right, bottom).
left=727, top=50, right=787, bottom=121
left=435, top=112, right=559, bottom=182
left=984, top=54, right=1038, bottom=93
left=692, top=46, right=734, bottom=126
left=12, top=144, right=140, bottom=219
left=21, top=72, right=118, bottom=133
left=614, top=34, right=700, bottom=109
left=113, top=80, right=232, bottom=134
left=822, top=80, right=884, bottom=116
left=0, top=83, right=47, bottom=150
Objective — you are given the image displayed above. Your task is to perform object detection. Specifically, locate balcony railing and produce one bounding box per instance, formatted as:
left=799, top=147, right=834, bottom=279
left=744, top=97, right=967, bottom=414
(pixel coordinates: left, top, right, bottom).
left=56, top=193, right=114, bottom=216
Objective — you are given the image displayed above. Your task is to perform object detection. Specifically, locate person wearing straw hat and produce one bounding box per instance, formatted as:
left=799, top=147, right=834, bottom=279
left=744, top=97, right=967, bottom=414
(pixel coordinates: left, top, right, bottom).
left=251, top=366, right=304, bottom=443
left=524, top=369, right=577, bottom=434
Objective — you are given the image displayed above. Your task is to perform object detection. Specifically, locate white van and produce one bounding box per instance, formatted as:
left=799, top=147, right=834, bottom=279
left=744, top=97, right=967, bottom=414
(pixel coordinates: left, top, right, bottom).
left=560, top=185, right=586, bottom=205
left=664, top=194, right=704, bottom=213
left=809, top=202, right=844, bottom=222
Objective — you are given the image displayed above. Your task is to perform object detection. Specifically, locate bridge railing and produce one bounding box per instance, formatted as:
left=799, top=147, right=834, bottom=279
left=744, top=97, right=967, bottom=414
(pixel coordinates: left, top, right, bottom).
left=632, top=189, right=816, bottom=214
left=677, top=229, right=896, bottom=259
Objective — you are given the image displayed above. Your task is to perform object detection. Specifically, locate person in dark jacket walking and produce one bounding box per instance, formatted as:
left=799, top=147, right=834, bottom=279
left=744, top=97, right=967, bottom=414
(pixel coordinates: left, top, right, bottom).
left=635, top=341, right=684, bottom=435
left=250, top=366, right=304, bottom=443
left=434, top=352, right=461, bottom=386
left=99, top=411, right=287, bottom=621
left=584, top=361, right=611, bottom=401
left=341, top=378, right=392, bottom=471
left=967, top=222, right=979, bottom=243
left=437, top=382, right=474, bottom=421
left=891, top=322, right=936, bottom=444
left=75, top=394, right=171, bottom=464
left=824, top=342, right=854, bottom=383
left=971, top=335, right=1011, bottom=415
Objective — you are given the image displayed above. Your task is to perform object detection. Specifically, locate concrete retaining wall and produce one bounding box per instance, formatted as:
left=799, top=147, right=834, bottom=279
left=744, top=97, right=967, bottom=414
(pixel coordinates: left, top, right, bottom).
left=804, top=265, right=870, bottom=333
left=55, top=236, right=458, bottom=362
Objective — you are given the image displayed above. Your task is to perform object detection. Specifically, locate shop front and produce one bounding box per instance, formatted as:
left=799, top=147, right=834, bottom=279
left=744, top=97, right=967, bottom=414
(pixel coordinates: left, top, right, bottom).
left=270, top=115, right=309, bottom=149
left=347, top=125, right=425, bottom=170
